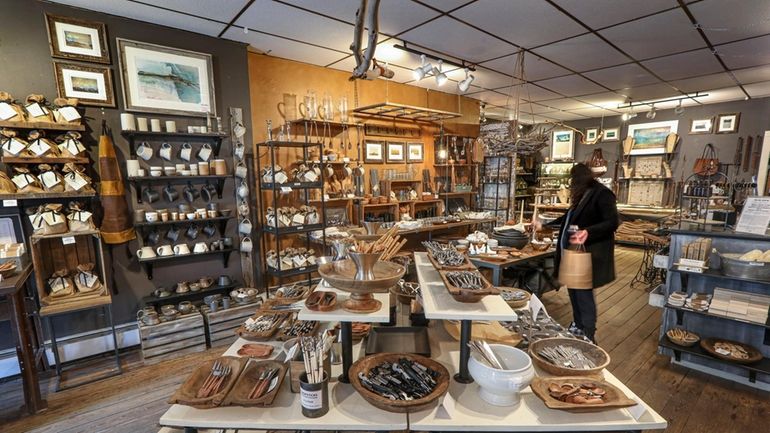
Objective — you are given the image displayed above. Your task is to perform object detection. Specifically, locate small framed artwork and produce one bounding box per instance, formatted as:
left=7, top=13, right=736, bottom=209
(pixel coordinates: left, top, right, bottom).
left=387, top=142, right=405, bottom=163
left=602, top=127, right=620, bottom=142
left=716, top=113, right=741, bottom=134
left=53, top=61, right=115, bottom=107
left=365, top=141, right=384, bottom=163
left=45, top=14, right=110, bottom=64
left=689, top=118, right=713, bottom=135
left=551, top=130, right=574, bottom=160
left=584, top=128, right=599, bottom=143
left=407, top=142, right=424, bottom=162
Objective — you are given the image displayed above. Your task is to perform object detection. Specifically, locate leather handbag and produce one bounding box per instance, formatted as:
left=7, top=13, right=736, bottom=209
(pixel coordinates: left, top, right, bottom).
left=693, top=143, right=719, bottom=176
left=587, top=148, right=607, bottom=176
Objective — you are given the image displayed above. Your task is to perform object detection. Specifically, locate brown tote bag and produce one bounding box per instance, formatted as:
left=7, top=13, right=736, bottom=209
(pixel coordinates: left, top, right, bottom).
left=693, top=143, right=719, bottom=176
left=558, top=243, right=593, bottom=289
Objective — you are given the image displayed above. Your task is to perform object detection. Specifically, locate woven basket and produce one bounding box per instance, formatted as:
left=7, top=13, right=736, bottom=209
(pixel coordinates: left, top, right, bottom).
left=528, top=337, right=610, bottom=377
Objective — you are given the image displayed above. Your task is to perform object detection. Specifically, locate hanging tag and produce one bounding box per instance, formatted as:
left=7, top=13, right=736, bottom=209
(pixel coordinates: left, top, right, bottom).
left=304, top=170, right=318, bottom=182
left=74, top=210, right=93, bottom=222
left=285, top=343, right=298, bottom=363
left=274, top=172, right=288, bottom=184
left=28, top=139, right=51, bottom=156
left=0, top=102, right=18, bottom=120
left=12, top=174, right=31, bottom=189
left=62, top=236, right=76, bottom=245
left=3, top=138, right=26, bottom=155
left=40, top=171, right=61, bottom=188
left=82, top=272, right=98, bottom=287
left=292, top=214, right=305, bottom=225
left=529, top=294, right=549, bottom=321
left=25, top=102, right=46, bottom=118
left=437, top=392, right=456, bottom=418
left=65, top=172, right=89, bottom=191
left=2, top=199, right=17, bottom=207
left=627, top=397, right=647, bottom=420
left=280, top=186, right=292, bottom=194
left=58, top=106, right=81, bottom=121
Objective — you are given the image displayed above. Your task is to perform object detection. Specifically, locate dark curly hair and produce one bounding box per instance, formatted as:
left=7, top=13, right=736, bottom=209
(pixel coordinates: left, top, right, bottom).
left=570, top=163, right=599, bottom=208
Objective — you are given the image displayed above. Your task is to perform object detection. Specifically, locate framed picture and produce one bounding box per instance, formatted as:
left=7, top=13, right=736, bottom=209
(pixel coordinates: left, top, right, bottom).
left=602, top=127, right=620, bottom=142
left=387, top=142, right=405, bottom=163
left=689, top=118, right=714, bottom=135
left=365, top=141, right=384, bottom=163
left=584, top=128, right=599, bottom=143
left=117, top=38, right=215, bottom=117
left=627, top=120, right=679, bottom=155
left=407, top=142, right=424, bottom=162
left=45, top=14, right=110, bottom=64
left=551, top=130, right=574, bottom=160
left=716, top=113, right=741, bottom=134
left=53, top=61, right=115, bottom=107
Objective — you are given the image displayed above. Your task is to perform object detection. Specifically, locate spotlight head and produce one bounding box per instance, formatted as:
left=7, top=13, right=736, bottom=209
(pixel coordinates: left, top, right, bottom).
left=457, top=68, right=475, bottom=92
left=412, top=54, right=432, bottom=81
left=434, top=60, right=447, bottom=86
left=621, top=112, right=629, bottom=121
left=646, top=104, right=657, bottom=119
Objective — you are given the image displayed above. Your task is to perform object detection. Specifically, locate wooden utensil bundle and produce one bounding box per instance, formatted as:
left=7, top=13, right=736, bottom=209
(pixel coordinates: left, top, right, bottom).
left=352, top=225, right=407, bottom=261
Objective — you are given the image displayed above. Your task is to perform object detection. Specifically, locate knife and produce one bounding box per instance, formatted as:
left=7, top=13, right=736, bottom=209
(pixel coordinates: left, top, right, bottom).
left=744, top=135, right=753, bottom=172
left=752, top=134, right=763, bottom=173
left=734, top=137, right=743, bottom=167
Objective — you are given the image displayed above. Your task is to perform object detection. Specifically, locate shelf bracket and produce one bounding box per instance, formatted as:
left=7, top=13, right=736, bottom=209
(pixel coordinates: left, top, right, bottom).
left=215, top=178, right=226, bottom=199
left=673, top=348, right=681, bottom=362
left=142, top=262, right=154, bottom=280
left=675, top=309, right=684, bottom=326
left=216, top=219, right=229, bottom=237
left=213, top=137, right=223, bottom=157
left=135, top=181, right=145, bottom=204
left=222, top=250, right=232, bottom=268
left=749, top=370, right=757, bottom=383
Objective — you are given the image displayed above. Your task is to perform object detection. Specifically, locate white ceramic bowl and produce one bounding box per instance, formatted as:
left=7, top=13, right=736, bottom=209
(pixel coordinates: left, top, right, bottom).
left=468, top=344, right=535, bottom=406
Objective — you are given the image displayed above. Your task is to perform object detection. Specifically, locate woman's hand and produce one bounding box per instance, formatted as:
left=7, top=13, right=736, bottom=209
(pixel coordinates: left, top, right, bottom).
left=533, top=220, right=543, bottom=231
left=569, top=229, right=588, bottom=244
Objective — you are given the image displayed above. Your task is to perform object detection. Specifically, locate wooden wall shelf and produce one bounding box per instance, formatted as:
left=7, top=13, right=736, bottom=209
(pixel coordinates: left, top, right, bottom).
left=0, top=120, right=85, bottom=131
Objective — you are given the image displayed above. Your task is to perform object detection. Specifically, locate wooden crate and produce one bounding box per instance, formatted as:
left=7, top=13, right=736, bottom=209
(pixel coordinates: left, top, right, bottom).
left=139, top=312, right=206, bottom=365
left=203, top=301, right=262, bottom=348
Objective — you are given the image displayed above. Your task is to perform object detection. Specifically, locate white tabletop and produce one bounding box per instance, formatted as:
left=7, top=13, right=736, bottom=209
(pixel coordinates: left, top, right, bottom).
left=408, top=324, right=668, bottom=432
left=297, top=282, right=390, bottom=323
left=414, top=252, right=516, bottom=321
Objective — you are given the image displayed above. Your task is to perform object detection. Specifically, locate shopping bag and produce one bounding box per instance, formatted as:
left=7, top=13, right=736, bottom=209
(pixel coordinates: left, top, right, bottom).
left=558, top=243, right=593, bottom=289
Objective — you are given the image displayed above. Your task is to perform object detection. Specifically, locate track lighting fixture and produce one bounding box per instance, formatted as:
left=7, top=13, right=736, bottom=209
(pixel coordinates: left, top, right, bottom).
left=646, top=104, right=657, bottom=119
left=674, top=101, right=685, bottom=116
left=621, top=110, right=637, bottom=122
left=434, top=60, right=448, bottom=86
left=412, top=54, right=433, bottom=81
left=458, top=68, right=475, bottom=92
left=243, top=26, right=249, bottom=34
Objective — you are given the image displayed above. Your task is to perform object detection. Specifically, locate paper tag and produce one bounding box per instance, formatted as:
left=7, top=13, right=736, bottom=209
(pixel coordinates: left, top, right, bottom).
left=65, top=172, right=89, bottom=191
left=81, top=272, right=98, bottom=287
left=58, top=106, right=81, bottom=121
left=628, top=397, right=647, bottom=420
left=3, top=199, right=17, bottom=207
left=300, top=389, right=323, bottom=410
left=529, top=294, right=549, bottom=321
left=279, top=215, right=291, bottom=227
left=274, top=172, right=288, bottom=184
left=343, top=157, right=350, bottom=162
left=42, top=212, right=64, bottom=226
left=62, top=236, right=76, bottom=245
left=3, top=138, right=26, bottom=155
left=438, top=392, right=456, bottom=418
left=59, top=138, right=85, bottom=155
left=12, top=174, right=31, bottom=189
left=40, top=171, right=61, bottom=188
left=49, top=278, right=65, bottom=292
left=0, top=102, right=18, bottom=120
left=28, top=139, right=51, bottom=156
left=304, top=170, right=318, bottom=182
left=25, top=102, right=46, bottom=118
left=280, top=186, right=292, bottom=194
left=293, top=255, right=307, bottom=267
left=324, top=194, right=330, bottom=200
left=72, top=210, right=93, bottom=222
left=245, top=317, right=256, bottom=326
left=285, top=342, right=298, bottom=362
left=292, top=214, right=305, bottom=225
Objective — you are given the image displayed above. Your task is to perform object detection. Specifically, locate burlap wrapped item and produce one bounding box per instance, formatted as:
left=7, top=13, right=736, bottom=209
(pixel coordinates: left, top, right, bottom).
left=46, top=270, right=75, bottom=299
left=24, top=94, right=54, bottom=123
left=37, top=164, right=65, bottom=192
left=55, top=131, right=86, bottom=157
left=52, top=97, right=81, bottom=125
left=28, top=203, right=69, bottom=235
left=1, top=129, right=30, bottom=157
left=0, top=172, right=16, bottom=194
left=66, top=202, right=95, bottom=232
left=62, top=163, right=94, bottom=193
left=27, top=130, right=60, bottom=158
left=98, top=124, right=136, bottom=244
left=74, top=263, right=103, bottom=293
left=11, top=167, right=44, bottom=193
left=0, top=91, right=27, bottom=122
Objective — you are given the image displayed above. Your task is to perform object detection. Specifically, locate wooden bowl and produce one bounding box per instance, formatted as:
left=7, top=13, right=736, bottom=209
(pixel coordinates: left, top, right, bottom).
left=350, top=353, right=449, bottom=413
left=235, top=311, right=291, bottom=341
left=530, top=377, right=636, bottom=413
left=168, top=356, right=246, bottom=408
left=500, top=288, right=531, bottom=309
left=700, top=338, right=763, bottom=364
left=318, top=259, right=405, bottom=294
left=437, top=269, right=499, bottom=303
left=305, top=290, right=337, bottom=311
left=665, top=328, right=700, bottom=347
left=220, top=360, right=287, bottom=407
left=528, top=338, right=610, bottom=377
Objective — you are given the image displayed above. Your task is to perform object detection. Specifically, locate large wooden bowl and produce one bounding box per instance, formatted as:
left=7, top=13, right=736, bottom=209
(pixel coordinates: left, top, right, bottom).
left=528, top=337, right=610, bottom=377
left=350, top=353, right=449, bottom=413
left=318, top=259, right=405, bottom=294
left=700, top=338, right=763, bottom=364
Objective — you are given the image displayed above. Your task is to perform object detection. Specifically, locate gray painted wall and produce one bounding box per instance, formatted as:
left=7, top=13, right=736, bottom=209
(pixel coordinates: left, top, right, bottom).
left=0, top=0, right=252, bottom=344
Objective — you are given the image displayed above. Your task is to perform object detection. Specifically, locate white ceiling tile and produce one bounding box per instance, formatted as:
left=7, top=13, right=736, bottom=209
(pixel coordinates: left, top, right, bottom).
left=498, top=84, right=563, bottom=101
left=149, top=0, right=249, bottom=23
left=522, top=103, right=562, bottom=114
left=235, top=0, right=352, bottom=53
left=617, top=83, right=681, bottom=100
left=545, top=111, right=590, bottom=121
left=576, top=92, right=628, bottom=109
left=571, top=107, right=623, bottom=117
left=641, top=49, right=724, bottom=81
left=717, top=35, right=770, bottom=69
left=399, top=16, right=517, bottom=64
left=535, top=98, right=592, bottom=111
left=584, top=64, right=660, bottom=90
left=535, top=74, right=606, bottom=97
left=223, top=28, right=345, bottom=67
left=669, top=72, right=737, bottom=93
left=451, top=0, right=586, bottom=48
left=418, top=0, right=475, bottom=12
left=480, top=52, right=571, bottom=81
left=551, top=0, right=678, bottom=29
left=732, top=64, right=770, bottom=85
left=471, top=68, right=521, bottom=90
left=48, top=0, right=226, bottom=36
left=689, top=0, right=770, bottom=44
left=744, top=81, right=770, bottom=98
left=466, top=90, right=512, bottom=106
left=599, top=8, right=705, bottom=58
left=698, top=86, right=747, bottom=103
left=281, top=0, right=441, bottom=35
left=532, top=33, right=630, bottom=72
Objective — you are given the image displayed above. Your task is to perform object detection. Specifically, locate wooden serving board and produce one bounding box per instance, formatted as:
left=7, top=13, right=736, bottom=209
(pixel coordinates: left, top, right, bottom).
left=530, top=377, right=636, bottom=413
left=700, top=338, right=763, bottom=364
left=437, top=269, right=499, bottom=303
left=427, top=251, right=476, bottom=271
left=235, top=310, right=291, bottom=341
left=220, top=360, right=287, bottom=407
left=168, top=356, right=247, bottom=408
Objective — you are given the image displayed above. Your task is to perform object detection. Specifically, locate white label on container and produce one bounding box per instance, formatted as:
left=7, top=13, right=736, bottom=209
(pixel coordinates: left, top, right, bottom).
left=300, top=388, right=323, bottom=410
left=58, top=106, right=81, bottom=121
left=25, top=102, right=46, bottom=118
left=28, top=140, right=51, bottom=156
left=62, top=236, right=76, bottom=245
left=304, top=171, right=318, bottom=182
left=280, top=186, right=292, bottom=194
left=0, top=102, right=17, bottom=120
left=3, top=200, right=17, bottom=207
left=12, top=174, right=30, bottom=189
left=65, top=172, right=89, bottom=191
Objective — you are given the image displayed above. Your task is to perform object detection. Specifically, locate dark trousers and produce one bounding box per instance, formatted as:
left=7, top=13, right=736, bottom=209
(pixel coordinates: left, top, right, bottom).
left=568, top=288, right=597, bottom=340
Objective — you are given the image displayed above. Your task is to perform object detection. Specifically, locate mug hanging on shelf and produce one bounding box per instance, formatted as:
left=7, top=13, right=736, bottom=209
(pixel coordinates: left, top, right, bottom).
left=180, top=142, right=193, bottom=161
left=186, top=224, right=200, bottom=240
left=241, top=236, right=253, bottom=253
left=203, top=222, right=217, bottom=237
left=159, top=142, right=173, bottom=161
left=143, top=187, right=160, bottom=203
left=239, top=218, right=253, bottom=235
left=200, top=183, right=217, bottom=202
left=146, top=229, right=161, bottom=245
left=234, top=143, right=245, bottom=160
left=166, top=225, right=181, bottom=242
left=235, top=162, right=248, bottom=179
left=197, top=143, right=213, bottom=161
left=237, top=181, right=249, bottom=199
left=163, top=184, right=179, bottom=202
left=238, top=199, right=250, bottom=216
left=136, top=142, right=153, bottom=161
left=183, top=183, right=200, bottom=202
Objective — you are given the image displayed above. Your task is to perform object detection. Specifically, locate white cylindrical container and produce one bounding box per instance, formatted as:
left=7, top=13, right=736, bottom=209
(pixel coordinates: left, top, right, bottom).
left=126, top=159, right=140, bottom=177
left=150, top=118, right=162, bottom=132
left=137, top=117, right=149, bottom=131
left=120, top=113, right=135, bottom=131
left=165, top=120, right=177, bottom=133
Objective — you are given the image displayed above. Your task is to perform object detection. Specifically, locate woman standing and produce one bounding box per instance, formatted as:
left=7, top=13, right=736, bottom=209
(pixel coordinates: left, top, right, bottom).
left=541, top=163, right=619, bottom=343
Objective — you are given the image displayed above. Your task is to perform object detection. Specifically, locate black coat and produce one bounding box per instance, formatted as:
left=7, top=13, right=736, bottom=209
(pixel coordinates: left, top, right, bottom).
left=550, top=184, right=619, bottom=288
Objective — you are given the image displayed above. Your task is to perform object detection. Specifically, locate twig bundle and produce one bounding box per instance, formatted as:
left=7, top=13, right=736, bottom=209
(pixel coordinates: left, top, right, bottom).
left=351, top=226, right=406, bottom=260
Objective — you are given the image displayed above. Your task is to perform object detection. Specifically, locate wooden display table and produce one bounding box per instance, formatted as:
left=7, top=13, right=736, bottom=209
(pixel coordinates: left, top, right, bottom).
left=0, top=261, right=47, bottom=414
left=470, top=248, right=555, bottom=287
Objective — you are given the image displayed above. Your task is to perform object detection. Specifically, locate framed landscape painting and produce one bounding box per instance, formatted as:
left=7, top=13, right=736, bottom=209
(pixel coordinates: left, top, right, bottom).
left=627, top=120, right=678, bottom=155
left=46, top=14, right=110, bottom=64
left=53, top=61, right=115, bottom=107
left=550, top=130, right=574, bottom=160
left=117, top=38, right=215, bottom=116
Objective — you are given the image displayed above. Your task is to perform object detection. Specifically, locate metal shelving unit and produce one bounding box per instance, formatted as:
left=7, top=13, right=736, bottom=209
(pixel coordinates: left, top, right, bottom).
left=479, top=155, right=511, bottom=223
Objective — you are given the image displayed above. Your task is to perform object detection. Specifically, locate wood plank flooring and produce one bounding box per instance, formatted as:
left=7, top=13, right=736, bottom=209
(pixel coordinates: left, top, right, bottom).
left=0, top=247, right=768, bottom=433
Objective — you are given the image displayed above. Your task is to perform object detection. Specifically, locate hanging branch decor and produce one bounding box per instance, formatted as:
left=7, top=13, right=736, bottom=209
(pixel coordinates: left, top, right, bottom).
left=350, top=0, right=381, bottom=80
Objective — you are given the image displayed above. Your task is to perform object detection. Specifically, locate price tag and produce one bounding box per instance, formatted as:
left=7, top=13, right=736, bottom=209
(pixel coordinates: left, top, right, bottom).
left=296, top=226, right=304, bottom=230
left=343, top=157, right=350, bottom=162
left=285, top=343, right=298, bottom=363
left=62, top=236, right=76, bottom=245
left=437, top=392, right=456, bottom=418
left=2, top=199, right=17, bottom=207
left=280, top=186, right=292, bottom=194
left=0, top=102, right=18, bottom=120
left=323, top=194, right=330, bottom=200
left=627, top=397, right=647, bottom=420
left=58, top=106, right=81, bottom=121
left=28, top=139, right=51, bottom=156
left=529, top=294, right=549, bottom=321
left=25, top=102, right=46, bottom=118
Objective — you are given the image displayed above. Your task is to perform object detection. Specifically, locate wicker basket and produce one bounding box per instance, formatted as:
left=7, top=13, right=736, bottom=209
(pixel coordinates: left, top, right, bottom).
left=528, top=338, right=610, bottom=377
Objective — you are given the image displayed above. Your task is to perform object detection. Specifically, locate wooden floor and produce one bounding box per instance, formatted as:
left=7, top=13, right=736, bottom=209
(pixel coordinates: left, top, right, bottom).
left=1, top=247, right=768, bottom=433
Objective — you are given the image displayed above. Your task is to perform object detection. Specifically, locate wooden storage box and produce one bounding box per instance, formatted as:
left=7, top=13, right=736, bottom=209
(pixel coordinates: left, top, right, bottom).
left=203, top=300, right=262, bottom=348
left=139, top=311, right=206, bottom=365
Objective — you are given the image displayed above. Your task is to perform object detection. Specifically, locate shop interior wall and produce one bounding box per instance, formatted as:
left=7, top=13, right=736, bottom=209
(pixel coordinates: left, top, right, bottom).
left=558, top=98, right=770, bottom=184
left=0, top=0, right=252, bottom=347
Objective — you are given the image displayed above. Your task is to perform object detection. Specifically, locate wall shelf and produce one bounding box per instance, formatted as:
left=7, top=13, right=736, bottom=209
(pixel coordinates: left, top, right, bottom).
left=659, top=337, right=770, bottom=383
left=266, top=265, right=318, bottom=278
left=1, top=156, right=89, bottom=164
left=352, top=102, right=461, bottom=122
left=141, top=282, right=238, bottom=307
left=122, top=130, right=227, bottom=159
left=0, top=191, right=95, bottom=201
left=137, top=248, right=233, bottom=280
left=127, top=175, right=229, bottom=203
left=0, top=120, right=85, bottom=131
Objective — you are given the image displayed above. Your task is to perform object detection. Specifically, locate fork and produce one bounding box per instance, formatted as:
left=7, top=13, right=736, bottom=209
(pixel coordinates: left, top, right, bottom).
left=203, top=365, right=231, bottom=398
left=196, top=360, right=222, bottom=398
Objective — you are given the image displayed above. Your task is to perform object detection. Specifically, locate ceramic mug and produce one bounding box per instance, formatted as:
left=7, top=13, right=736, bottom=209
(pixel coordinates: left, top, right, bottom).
left=126, top=159, right=140, bottom=177
left=164, top=185, right=179, bottom=202
left=186, top=224, right=200, bottom=240
left=176, top=281, right=189, bottom=293
left=198, top=161, right=210, bottom=175
left=207, top=210, right=218, bottom=218
left=137, top=311, right=159, bottom=326
left=235, top=162, right=248, bottom=179
left=133, top=209, right=145, bottom=222
left=180, top=142, right=193, bottom=161
left=136, top=117, right=149, bottom=131
left=159, top=142, right=173, bottom=161
left=218, top=275, right=232, bottom=286
left=184, top=184, right=200, bottom=202
left=143, top=188, right=160, bottom=204
left=203, top=223, right=217, bottom=237
left=237, top=182, right=249, bottom=199
left=193, top=242, right=209, bottom=253
left=239, top=218, right=253, bottom=235
left=199, top=277, right=214, bottom=288
left=238, top=200, right=250, bottom=216
left=175, top=163, right=186, bottom=172
left=137, top=246, right=156, bottom=258
left=198, top=143, right=213, bottom=161
left=146, top=230, right=161, bottom=245
left=234, top=143, right=245, bottom=160
left=166, top=225, right=181, bottom=241
left=222, top=237, right=234, bottom=248
left=210, top=240, right=223, bottom=251
left=156, top=245, right=174, bottom=256
left=145, top=211, right=159, bottom=222
left=173, top=244, right=191, bottom=255
left=241, top=236, right=253, bottom=253
left=178, top=301, right=193, bottom=314
left=136, top=142, right=153, bottom=161
left=212, top=159, right=227, bottom=175
left=165, top=120, right=177, bottom=133
left=163, top=166, right=176, bottom=176
left=150, top=119, right=162, bottom=132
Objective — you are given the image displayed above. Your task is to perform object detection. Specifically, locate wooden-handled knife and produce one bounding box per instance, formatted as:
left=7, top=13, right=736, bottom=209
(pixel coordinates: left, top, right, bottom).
left=743, top=135, right=753, bottom=172
left=734, top=136, right=743, bottom=167
left=752, top=134, right=763, bottom=173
